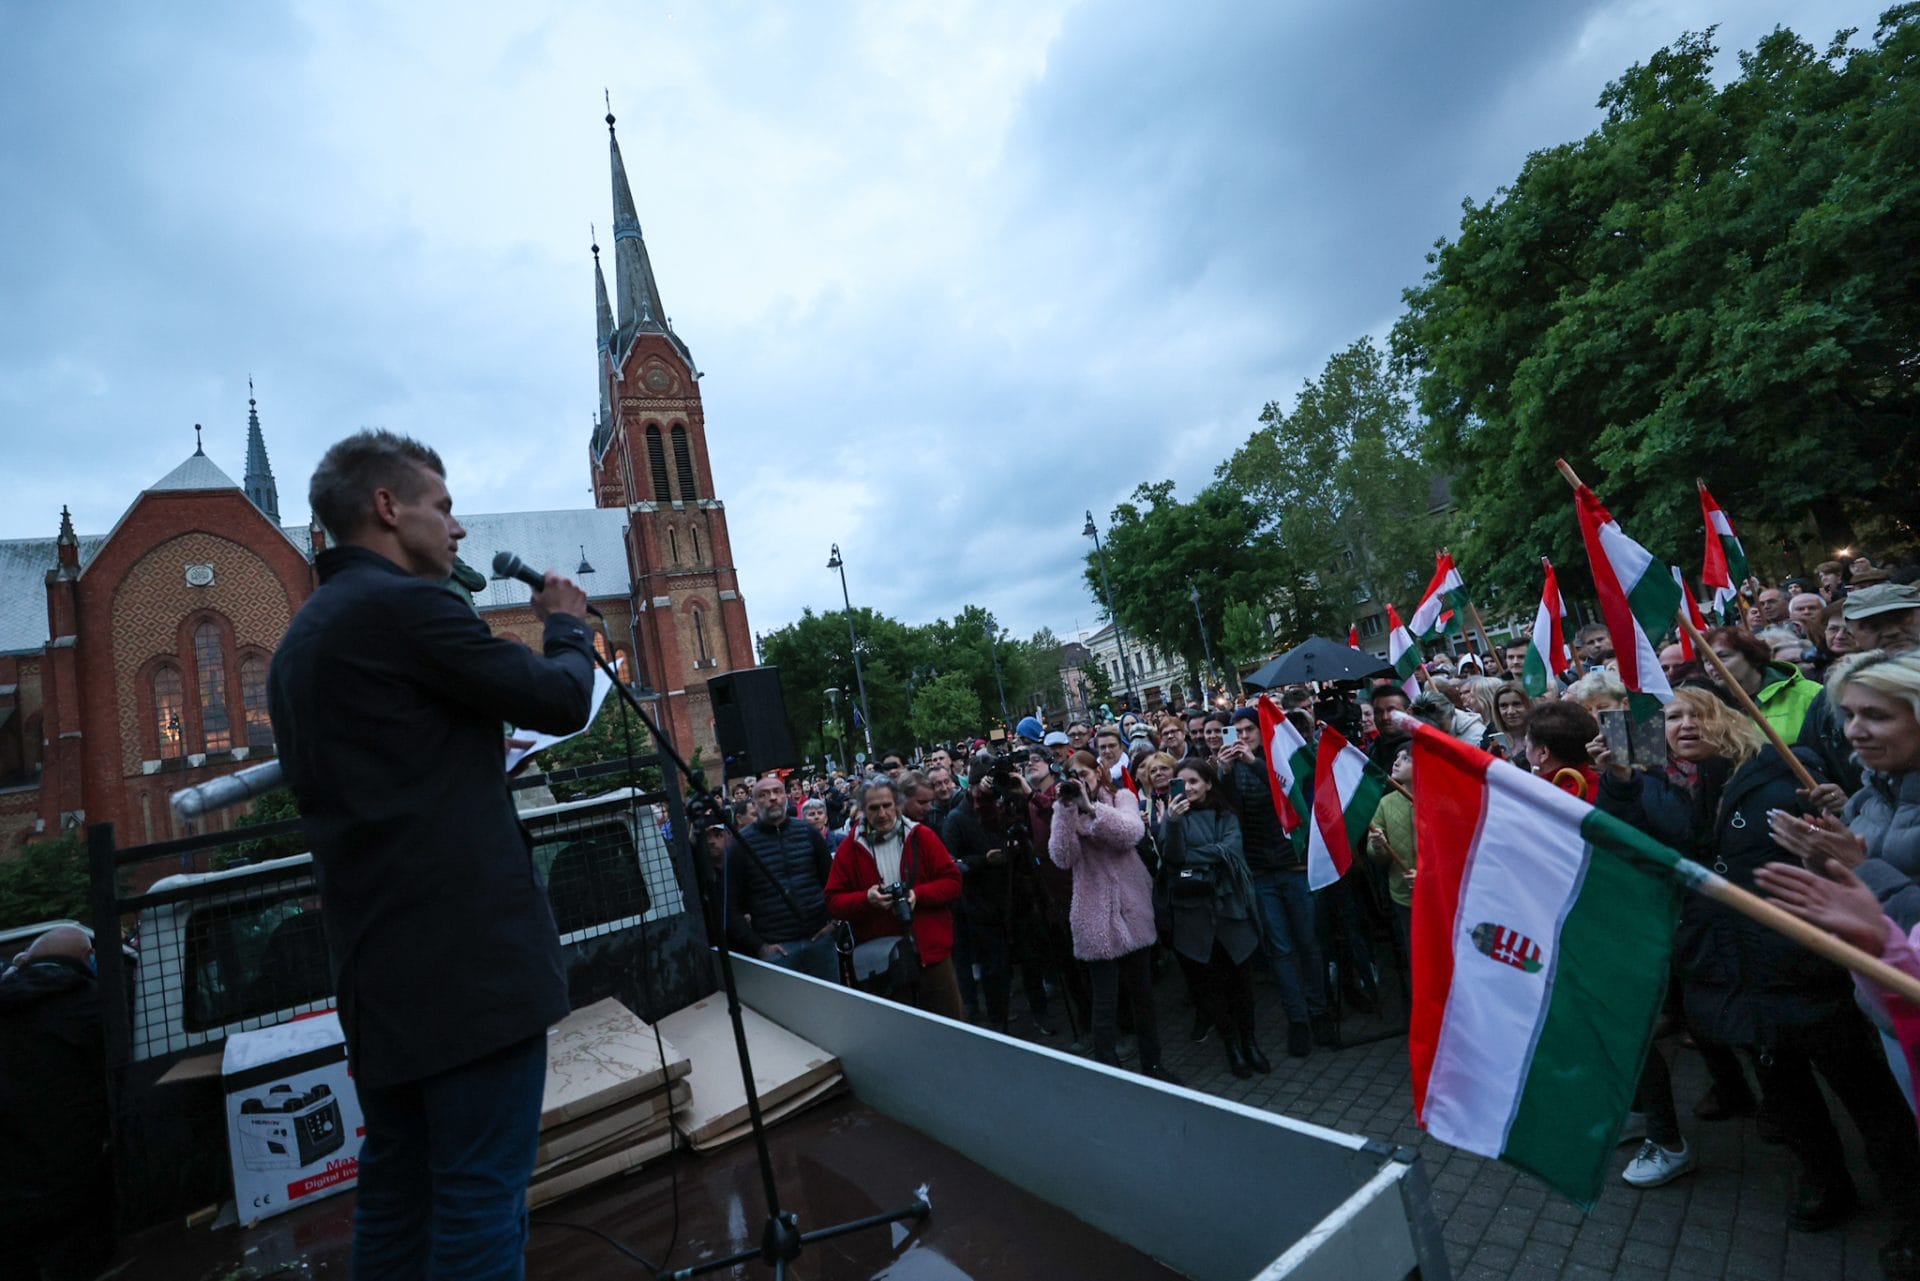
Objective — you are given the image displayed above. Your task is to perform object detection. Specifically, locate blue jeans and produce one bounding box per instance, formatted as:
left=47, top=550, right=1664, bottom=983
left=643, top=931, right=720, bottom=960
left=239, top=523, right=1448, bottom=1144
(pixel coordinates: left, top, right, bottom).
left=352, top=1034, right=548, bottom=1281
left=1252, top=868, right=1328, bottom=1024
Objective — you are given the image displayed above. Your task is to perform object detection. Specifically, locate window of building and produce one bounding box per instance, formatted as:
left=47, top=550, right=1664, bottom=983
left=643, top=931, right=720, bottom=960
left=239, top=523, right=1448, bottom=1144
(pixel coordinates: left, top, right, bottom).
left=645, top=425, right=671, bottom=501
left=1359, top=615, right=1385, bottom=640
left=692, top=606, right=711, bottom=665
left=194, top=623, right=232, bottom=752
left=668, top=526, right=680, bottom=564
left=691, top=526, right=701, bottom=563
left=240, top=655, right=272, bottom=748
left=671, top=425, right=697, bottom=500
left=154, top=665, right=185, bottom=760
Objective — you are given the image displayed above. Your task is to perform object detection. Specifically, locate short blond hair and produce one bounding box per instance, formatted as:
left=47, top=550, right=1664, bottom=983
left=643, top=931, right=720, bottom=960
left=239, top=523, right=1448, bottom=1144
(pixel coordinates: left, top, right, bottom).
left=1826, top=649, right=1920, bottom=722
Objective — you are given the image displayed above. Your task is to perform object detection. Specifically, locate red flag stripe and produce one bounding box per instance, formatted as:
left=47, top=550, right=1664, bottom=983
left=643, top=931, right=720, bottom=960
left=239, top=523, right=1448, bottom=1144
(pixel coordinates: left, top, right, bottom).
left=1256, top=695, right=1304, bottom=834
left=1311, top=725, right=1360, bottom=882
left=1407, top=718, right=1493, bottom=1124
left=1574, top=484, right=1649, bottom=693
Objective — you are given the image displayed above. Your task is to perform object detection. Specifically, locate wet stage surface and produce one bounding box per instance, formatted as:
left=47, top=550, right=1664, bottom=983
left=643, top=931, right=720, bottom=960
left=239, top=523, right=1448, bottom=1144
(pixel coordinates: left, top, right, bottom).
left=113, top=1095, right=1190, bottom=1280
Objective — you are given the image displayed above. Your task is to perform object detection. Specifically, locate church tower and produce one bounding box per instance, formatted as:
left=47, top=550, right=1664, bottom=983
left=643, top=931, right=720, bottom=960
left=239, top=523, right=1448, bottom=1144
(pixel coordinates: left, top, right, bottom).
left=242, top=381, right=280, bottom=523
left=587, top=110, right=753, bottom=764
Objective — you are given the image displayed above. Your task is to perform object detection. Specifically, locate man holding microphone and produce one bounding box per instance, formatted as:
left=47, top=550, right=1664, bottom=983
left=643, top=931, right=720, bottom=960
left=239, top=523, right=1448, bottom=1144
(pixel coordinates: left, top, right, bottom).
left=269, top=430, right=594, bottom=1280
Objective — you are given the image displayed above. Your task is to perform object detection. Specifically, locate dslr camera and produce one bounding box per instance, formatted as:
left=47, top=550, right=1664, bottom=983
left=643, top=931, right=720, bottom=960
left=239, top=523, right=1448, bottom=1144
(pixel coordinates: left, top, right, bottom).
left=878, top=881, right=914, bottom=926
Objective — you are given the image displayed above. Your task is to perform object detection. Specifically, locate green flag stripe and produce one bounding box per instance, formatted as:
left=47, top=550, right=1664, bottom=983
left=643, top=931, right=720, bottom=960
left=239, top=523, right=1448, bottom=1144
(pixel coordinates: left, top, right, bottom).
left=1624, top=563, right=1681, bottom=637
left=1499, top=811, right=1683, bottom=1205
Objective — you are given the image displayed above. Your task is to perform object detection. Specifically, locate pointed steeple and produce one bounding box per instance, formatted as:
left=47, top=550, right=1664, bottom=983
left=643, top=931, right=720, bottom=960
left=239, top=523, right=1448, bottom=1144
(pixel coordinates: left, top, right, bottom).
left=604, top=105, right=693, bottom=370
left=242, top=379, right=281, bottom=522
left=591, top=230, right=615, bottom=454
left=56, top=505, right=79, bottom=571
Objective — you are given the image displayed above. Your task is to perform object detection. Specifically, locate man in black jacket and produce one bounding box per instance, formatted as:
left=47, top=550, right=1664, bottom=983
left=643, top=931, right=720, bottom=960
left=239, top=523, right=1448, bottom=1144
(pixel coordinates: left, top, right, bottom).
left=269, top=430, right=594, bottom=1280
left=1, top=926, right=112, bottom=1281
left=942, top=755, right=1054, bottom=1034
left=726, top=774, right=835, bottom=979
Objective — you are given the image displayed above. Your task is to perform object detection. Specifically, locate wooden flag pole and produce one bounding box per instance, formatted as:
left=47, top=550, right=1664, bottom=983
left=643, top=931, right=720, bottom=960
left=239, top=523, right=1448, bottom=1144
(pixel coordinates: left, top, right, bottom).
left=1467, top=603, right=1507, bottom=675
left=1673, top=612, right=1822, bottom=792
left=1682, top=861, right=1920, bottom=1007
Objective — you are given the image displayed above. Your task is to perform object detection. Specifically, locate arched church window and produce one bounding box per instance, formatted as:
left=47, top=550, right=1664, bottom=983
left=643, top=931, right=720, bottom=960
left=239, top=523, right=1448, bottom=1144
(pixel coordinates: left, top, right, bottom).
left=240, top=655, right=272, bottom=748
left=668, top=526, right=680, bottom=564
left=691, top=605, right=711, bottom=665
left=645, top=425, right=671, bottom=501
left=671, top=425, right=697, bottom=500
left=195, top=622, right=232, bottom=752
left=153, top=666, right=185, bottom=760
left=691, top=525, right=701, bottom=564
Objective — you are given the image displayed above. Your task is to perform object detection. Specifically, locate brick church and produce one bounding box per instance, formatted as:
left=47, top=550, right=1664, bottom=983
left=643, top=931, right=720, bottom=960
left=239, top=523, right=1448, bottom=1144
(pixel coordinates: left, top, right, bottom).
left=0, top=113, right=752, bottom=854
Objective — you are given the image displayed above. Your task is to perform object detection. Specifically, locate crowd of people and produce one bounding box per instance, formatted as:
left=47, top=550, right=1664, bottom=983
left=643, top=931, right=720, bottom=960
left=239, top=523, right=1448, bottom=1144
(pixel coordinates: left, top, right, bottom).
left=712, top=557, right=1920, bottom=1277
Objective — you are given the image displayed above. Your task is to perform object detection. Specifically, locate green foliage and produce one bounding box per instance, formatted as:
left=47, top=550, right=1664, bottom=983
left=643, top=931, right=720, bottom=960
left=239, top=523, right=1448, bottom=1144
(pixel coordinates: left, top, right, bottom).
left=1221, top=336, right=1450, bottom=622
left=1078, top=659, right=1115, bottom=720
left=1084, top=480, right=1289, bottom=694
left=226, top=787, right=306, bottom=866
left=0, top=833, right=90, bottom=932
left=1219, top=601, right=1272, bottom=675
left=1393, top=13, right=1920, bottom=599
left=910, top=673, right=985, bottom=745
left=534, top=695, right=661, bottom=801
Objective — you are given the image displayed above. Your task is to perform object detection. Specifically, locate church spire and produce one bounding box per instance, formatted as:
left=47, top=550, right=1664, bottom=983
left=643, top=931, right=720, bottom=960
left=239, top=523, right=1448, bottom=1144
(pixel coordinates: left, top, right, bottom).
left=604, top=104, right=692, bottom=369
left=591, top=229, right=615, bottom=448
left=242, top=378, right=281, bottom=523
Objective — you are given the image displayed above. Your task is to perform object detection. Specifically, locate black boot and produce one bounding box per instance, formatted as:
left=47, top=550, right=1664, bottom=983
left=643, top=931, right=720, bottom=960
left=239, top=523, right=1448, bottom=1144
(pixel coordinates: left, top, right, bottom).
left=1311, top=1012, right=1339, bottom=1048
left=1240, top=1033, right=1272, bottom=1075
left=1223, top=1037, right=1253, bottom=1079
left=1286, top=1022, right=1312, bottom=1057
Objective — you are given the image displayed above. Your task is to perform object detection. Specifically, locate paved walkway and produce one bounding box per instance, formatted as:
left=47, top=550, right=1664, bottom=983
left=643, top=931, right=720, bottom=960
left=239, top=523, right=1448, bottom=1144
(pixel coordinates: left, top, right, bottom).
left=1006, top=970, right=1905, bottom=1280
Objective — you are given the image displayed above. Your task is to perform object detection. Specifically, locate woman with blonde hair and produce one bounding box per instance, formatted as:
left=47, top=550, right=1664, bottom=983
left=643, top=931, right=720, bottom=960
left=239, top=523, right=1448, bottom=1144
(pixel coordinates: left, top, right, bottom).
left=1597, top=688, right=1919, bottom=1239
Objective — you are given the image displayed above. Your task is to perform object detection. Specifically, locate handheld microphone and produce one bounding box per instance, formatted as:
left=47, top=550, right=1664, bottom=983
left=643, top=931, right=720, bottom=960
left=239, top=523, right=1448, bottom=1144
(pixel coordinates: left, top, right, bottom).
left=171, top=760, right=286, bottom=820
left=491, top=551, right=604, bottom=618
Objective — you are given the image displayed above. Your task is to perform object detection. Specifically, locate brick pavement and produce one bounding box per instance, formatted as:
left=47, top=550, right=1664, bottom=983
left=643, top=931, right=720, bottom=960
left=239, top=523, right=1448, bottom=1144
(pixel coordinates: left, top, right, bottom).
left=1008, top=973, right=1906, bottom=1280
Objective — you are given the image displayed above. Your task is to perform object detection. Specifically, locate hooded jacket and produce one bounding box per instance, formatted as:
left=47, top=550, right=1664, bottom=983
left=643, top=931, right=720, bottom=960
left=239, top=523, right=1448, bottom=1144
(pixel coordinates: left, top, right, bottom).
left=825, top=817, right=962, bottom=965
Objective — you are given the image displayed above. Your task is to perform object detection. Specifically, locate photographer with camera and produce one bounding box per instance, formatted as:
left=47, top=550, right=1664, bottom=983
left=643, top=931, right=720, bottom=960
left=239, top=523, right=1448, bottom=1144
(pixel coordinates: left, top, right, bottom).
left=1050, top=753, right=1176, bottom=1080
left=943, top=752, right=1056, bottom=1035
left=824, top=777, right=964, bottom=1017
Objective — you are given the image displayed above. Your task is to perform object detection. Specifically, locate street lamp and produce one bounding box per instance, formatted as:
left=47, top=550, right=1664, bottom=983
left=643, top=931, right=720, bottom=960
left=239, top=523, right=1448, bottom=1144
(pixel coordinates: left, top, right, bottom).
left=986, top=625, right=1013, bottom=732
left=1190, top=582, right=1221, bottom=700
left=1082, top=511, right=1138, bottom=711
left=826, top=544, right=875, bottom=758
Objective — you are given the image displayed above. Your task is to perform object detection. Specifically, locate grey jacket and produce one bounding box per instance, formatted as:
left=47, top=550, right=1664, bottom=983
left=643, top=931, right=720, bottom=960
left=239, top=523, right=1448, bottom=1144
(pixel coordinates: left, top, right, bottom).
left=1846, top=768, right=1920, bottom=933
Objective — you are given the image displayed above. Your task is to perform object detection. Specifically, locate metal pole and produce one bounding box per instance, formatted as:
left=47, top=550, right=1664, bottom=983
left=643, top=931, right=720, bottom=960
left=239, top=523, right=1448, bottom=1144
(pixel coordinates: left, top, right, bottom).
left=1083, top=511, right=1137, bottom=711
left=828, top=545, right=874, bottom=758
left=987, top=627, right=1012, bottom=731
left=824, top=687, right=848, bottom=769
left=1190, top=582, right=1221, bottom=698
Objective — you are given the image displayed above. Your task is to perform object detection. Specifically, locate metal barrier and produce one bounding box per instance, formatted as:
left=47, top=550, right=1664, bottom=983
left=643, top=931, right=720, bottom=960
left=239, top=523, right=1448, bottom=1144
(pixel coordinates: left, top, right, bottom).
left=86, top=753, right=716, bottom=1228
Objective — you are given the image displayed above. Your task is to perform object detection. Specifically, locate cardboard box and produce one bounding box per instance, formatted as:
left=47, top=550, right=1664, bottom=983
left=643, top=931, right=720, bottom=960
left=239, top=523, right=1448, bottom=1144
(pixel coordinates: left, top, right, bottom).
left=222, top=1012, right=364, bottom=1224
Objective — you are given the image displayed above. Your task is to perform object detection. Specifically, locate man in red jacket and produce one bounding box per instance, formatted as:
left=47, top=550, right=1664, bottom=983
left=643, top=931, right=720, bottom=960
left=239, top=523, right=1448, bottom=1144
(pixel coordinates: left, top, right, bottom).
left=826, top=777, right=965, bottom=1019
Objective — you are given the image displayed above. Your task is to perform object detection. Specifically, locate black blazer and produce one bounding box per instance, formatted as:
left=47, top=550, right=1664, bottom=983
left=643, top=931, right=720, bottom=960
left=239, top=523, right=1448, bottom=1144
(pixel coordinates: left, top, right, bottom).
left=268, top=545, right=594, bottom=1087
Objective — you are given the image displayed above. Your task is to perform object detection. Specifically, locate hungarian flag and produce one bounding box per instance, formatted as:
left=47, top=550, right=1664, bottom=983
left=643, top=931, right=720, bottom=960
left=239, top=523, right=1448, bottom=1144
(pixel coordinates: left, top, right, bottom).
left=1256, top=696, right=1313, bottom=840
left=1408, top=552, right=1468, bottom=642
left=1307, top=725, right=1388, bottom=890
left=1571, top=474, right=1680, bottom=704
left=1522, top=558, right=1571, bottom=698
left=1385, top=603, right=1421, bottom=698
left=1671, top=568, right=1709, bottom=662
left=1699, top=482, right=1749, bottom=622
left=1347, top=622, right=1360, bottom=650
left=1409, top=720, right=1684, bottom=1205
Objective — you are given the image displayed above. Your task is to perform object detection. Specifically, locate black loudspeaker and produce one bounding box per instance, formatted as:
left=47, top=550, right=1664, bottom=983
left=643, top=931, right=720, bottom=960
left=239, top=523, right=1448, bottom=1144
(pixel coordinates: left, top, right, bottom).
left=707, top=666, right=796, bottom=777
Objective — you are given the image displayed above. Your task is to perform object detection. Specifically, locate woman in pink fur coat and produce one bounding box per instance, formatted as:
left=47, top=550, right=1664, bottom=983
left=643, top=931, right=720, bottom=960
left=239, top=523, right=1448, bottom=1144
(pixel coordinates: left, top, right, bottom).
left=1049, top=750, right=1176, bottom=1081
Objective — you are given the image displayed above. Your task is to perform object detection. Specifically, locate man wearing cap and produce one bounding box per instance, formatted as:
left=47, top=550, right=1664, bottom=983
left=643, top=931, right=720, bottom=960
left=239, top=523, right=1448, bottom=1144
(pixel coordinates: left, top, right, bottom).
left=1800, top=584, right=1920, bottom=791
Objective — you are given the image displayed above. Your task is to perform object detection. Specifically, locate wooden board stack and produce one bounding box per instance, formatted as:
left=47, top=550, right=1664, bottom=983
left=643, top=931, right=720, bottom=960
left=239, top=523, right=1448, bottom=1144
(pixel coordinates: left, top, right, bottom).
left=657, top=996, right=845, bottom=1152
left=529, top=998, right=692, bottom=1209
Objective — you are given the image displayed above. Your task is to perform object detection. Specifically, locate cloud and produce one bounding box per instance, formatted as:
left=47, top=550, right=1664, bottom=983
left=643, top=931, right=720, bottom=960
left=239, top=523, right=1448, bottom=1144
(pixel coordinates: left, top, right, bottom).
left=0, top=0, right=1880, bottom=645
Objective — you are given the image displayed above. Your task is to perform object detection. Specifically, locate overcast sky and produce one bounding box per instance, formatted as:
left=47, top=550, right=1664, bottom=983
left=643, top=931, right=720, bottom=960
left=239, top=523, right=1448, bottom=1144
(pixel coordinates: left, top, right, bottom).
left=0, top=0, right=1880, bottom=644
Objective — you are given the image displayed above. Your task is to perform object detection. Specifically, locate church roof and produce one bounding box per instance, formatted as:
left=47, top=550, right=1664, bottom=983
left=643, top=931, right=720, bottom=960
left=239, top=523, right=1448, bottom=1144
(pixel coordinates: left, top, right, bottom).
left=457, top=508, right=633, bottom=611
left=148, top=451, right=241, bottom=494
left=0, top=536, right=107, bottom=654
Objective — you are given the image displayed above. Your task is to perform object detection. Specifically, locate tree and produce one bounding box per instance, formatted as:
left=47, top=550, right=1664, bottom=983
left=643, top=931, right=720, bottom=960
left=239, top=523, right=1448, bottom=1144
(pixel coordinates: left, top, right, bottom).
left=1393, top=15, right=1920, bottom=600
left=910, top=673, right=985, bottom=745
left=227, top=787, right=306, bottom=865
left=1221, top=336, right=1450, bottom=625
left=1083, top=480, right=1289, bottom=699
left=0, top=833, right=90, bottom=931
left=1219, top=600, right=1272, bottom=677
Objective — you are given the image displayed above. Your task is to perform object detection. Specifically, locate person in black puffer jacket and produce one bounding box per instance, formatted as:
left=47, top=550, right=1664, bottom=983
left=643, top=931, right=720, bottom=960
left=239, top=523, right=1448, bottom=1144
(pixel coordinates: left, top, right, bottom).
left=726, top=775, right=835, bottom=978
left=1598, top=688, right=1920, bottom=1238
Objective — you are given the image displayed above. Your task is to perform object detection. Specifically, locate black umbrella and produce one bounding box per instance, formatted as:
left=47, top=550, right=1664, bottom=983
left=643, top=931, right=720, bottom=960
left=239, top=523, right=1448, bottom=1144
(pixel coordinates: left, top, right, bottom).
left=1244, top=636, right=1394, bottom=690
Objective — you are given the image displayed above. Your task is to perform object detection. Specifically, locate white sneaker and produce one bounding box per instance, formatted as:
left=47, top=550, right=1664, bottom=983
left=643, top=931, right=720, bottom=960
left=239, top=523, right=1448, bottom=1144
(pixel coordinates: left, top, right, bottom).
left=1616, top=1111, right=1649, bottom=1145
left=1621, top=1138, right=1695, bottom=1188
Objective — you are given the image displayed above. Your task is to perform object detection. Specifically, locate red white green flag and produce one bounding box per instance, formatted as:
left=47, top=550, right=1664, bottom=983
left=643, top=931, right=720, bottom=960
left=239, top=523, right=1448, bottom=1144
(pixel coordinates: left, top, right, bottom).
left=1571, top=475, right=1680, bottom=703
left=1672, top=567, right=1709, bottom=663
left=1256, top=696, right=1313, bottom=840
left=1306, top=725, right=1388, bottom=890
left=1347, top=622, right=1360, bottom=650
left=1408, top=552, right=1468, bottom=642
left=1698, top=482, right=1749, bottom=622
left=1408, top=719, right=1685, bottom=1205
left=1385, top=603, right=1420, bottom=699
left=1521, top=558, right=1570, bottom=698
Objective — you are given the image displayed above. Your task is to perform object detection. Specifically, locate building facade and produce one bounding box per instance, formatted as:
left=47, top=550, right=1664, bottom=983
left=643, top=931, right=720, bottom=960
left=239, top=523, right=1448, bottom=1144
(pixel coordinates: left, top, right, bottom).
left=0, top=115, right=748, bottom=856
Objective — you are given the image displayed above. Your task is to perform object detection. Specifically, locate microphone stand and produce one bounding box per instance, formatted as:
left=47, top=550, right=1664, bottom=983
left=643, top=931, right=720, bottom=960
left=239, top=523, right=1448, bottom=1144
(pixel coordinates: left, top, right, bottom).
left=583, top=642, right=931, bottom=1279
